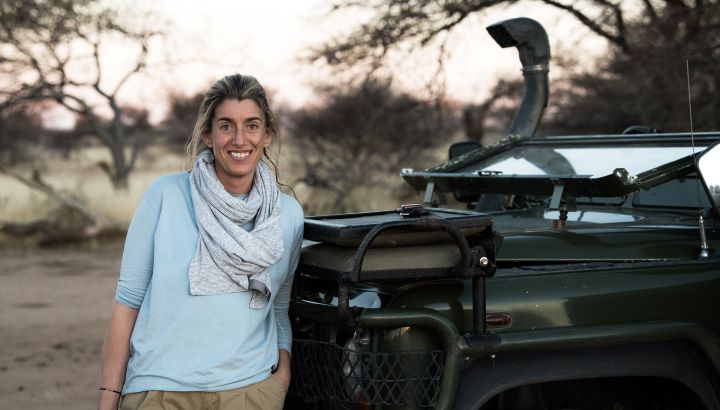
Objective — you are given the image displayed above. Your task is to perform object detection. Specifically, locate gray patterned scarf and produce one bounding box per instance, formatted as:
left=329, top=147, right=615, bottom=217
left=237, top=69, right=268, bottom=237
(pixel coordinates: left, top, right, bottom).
left=188, top=150, right=283, bottom=309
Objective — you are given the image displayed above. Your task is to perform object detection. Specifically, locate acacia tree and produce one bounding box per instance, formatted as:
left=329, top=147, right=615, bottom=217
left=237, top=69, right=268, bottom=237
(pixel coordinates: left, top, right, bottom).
left=545, top=1, right=720, bottom=133
left=288, top=78, right=458, bottom=214
left=316, top=0, right=720, bottom=134
left=0, top=0, right=161, bottom=189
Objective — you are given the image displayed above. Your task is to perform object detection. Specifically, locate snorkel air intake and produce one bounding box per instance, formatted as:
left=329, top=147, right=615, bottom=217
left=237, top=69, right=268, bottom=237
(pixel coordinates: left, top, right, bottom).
left=487, top=17, right=550, bottom=138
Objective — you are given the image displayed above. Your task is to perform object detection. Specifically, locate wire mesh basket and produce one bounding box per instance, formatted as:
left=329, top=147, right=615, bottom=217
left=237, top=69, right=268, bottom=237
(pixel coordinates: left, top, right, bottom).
left=289, top=339, right=444, bottom=408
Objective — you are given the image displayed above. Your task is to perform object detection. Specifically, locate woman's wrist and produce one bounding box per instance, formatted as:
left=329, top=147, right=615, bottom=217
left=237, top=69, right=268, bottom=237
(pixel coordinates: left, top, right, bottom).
left=97, top=388, right=122, bottom=410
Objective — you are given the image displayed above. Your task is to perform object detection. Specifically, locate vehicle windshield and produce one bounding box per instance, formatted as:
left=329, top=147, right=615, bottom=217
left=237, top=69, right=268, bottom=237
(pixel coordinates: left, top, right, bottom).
left=459, top=146, right=704, bottom=177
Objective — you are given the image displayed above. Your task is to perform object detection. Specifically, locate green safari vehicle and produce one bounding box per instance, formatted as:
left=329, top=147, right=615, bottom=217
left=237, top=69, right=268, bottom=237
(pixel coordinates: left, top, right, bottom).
left=286, top=17, right=720, bottom=410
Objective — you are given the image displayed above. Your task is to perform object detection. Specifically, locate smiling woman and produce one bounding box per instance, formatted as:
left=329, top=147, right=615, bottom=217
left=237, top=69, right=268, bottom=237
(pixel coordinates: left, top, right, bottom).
left=186, top=74, right=283, bottom=190
left=202, top=99, right=272, bottom=194
left=98, top=74, right=304, bottom=410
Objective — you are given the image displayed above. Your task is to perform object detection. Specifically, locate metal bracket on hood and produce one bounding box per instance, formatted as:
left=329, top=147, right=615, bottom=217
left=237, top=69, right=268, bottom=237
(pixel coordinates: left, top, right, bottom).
left=548, top=181, right=577, bottom=213
left=423, top=181, right=436, bottom=205
left=549, top=183, right=564, bottom=210
left=423, top=181, right=447, bottom=207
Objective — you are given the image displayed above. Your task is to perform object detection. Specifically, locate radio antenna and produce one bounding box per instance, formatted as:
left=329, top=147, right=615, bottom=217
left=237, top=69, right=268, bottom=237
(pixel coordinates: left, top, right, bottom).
left=687, top=60, right=711, bottom=258
left=687, top=60, right=695, bottom=154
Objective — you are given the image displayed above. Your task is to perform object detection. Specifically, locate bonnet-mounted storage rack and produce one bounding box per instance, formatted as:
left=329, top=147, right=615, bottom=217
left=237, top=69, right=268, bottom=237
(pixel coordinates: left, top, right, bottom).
left=299, top=206, right=500, bottom=334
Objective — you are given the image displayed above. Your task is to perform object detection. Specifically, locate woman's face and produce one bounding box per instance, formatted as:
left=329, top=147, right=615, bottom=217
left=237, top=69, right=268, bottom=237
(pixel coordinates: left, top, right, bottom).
left=202, top=98, right=272, bottom=194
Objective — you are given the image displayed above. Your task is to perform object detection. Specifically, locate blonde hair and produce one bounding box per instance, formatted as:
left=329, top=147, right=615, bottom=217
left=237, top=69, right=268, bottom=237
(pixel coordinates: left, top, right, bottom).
left=185, top=74, right=287, bottom=191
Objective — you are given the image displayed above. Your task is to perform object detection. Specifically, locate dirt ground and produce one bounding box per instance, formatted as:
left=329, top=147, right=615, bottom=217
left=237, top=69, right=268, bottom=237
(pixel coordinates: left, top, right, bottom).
left=0, top=242, right=123, bottom=410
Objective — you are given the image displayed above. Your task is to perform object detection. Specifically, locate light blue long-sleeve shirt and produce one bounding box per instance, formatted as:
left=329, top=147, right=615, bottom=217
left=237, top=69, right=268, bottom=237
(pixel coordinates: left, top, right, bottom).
left=115, top=172, right=304, bottom=394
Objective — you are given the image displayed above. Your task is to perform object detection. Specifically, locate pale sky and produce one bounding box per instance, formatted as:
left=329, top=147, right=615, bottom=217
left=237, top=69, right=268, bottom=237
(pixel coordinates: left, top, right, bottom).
left=46, top=0, right=608, bottom=127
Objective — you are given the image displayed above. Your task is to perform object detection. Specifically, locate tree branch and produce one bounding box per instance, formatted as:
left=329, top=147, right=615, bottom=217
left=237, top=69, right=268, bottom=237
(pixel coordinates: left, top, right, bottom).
left=540, top=0, right=631, bottom=53
left=111, top=32, right=155, bottom=96
left=91, top=37, right=105, bottom=94
left=642, top=0, right=660, bottom=24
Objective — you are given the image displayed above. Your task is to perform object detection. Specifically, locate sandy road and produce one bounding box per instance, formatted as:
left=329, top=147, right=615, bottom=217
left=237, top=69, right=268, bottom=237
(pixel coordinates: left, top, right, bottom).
left=0, top=243, right=122, bottom=410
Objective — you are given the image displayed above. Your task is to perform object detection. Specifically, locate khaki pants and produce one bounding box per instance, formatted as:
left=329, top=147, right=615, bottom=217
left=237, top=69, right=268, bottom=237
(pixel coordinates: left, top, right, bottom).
left=119, top=376, right=286, bottom=410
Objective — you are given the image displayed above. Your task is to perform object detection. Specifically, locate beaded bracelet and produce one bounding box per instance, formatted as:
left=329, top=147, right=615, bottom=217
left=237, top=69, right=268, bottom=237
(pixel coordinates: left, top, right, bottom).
left=99, top=387, right=122, bottom=395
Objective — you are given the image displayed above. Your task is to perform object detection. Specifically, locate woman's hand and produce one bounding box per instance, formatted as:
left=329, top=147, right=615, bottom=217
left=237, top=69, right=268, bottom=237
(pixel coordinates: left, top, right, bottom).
left=272, top=349, right=292, bottom=392
left=272, top=368, right=290, bottom=393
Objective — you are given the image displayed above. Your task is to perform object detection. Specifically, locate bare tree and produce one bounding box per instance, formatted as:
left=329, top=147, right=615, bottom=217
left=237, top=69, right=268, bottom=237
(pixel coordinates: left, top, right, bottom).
left=0, top=0, right=161, bottom=189
left=287, top=77, right=458, bottom=214
left=315, top=0, right=720, bottom=133
left=314, top=1, right=632, bottom=69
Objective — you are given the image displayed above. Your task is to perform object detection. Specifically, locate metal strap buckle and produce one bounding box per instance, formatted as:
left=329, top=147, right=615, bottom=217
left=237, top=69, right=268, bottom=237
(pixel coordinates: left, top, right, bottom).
left=400, top=203, right=428, bottom=218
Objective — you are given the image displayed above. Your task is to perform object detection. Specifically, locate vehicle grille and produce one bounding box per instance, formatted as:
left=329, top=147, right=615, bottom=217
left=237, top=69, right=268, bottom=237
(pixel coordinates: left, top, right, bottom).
left=289, top=339, right=444, bottom=408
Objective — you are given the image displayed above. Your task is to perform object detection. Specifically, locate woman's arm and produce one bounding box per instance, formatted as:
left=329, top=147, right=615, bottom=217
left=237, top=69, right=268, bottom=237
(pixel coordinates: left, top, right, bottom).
left=272, top=264, right=295, bottom=392
left=97, top=302, right=139, bottom=410
left=97, top=179, right=167, bottom=409
left=273, top=205, right=304, bottom=391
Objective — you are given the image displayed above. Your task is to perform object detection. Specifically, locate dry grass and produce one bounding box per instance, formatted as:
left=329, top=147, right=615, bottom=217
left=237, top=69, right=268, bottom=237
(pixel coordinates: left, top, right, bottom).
left=1, top=145, right=185, bottom=225
left=1, top=141, right=436, bottom=226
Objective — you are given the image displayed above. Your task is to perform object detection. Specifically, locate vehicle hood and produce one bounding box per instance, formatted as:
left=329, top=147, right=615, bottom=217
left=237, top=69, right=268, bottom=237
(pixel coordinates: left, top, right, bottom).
left=492, top=207, right=706, bottom=262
